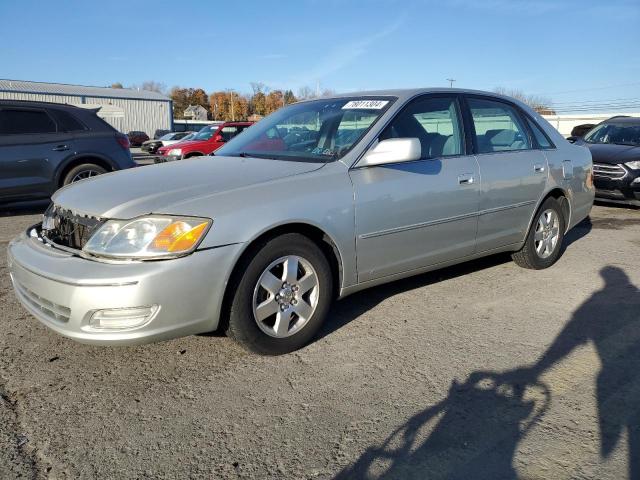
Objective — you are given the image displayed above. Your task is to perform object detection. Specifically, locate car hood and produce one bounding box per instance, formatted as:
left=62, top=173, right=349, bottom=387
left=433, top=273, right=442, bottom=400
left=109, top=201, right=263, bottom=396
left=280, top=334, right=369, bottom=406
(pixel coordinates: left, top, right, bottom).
left=584, top=142, right=640, bottom=164
left=52, top=155, right=325, bottom=219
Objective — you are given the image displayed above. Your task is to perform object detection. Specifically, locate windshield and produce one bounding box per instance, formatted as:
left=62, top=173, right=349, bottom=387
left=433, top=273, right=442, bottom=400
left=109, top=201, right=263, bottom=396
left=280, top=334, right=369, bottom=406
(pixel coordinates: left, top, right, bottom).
left=160, top=133, right=175, bottom=140
left=193, top=125, right=216, bottom=140
left=215, top=97, right=395, bottom=162
left=584, top=121, right=640, bottom=146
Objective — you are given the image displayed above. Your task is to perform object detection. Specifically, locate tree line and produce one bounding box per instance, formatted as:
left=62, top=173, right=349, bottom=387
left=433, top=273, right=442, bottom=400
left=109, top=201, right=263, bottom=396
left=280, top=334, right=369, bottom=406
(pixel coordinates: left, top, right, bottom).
left=110, top=81, right=555, bottom=117
left=111, top=81, right=335, bottom=121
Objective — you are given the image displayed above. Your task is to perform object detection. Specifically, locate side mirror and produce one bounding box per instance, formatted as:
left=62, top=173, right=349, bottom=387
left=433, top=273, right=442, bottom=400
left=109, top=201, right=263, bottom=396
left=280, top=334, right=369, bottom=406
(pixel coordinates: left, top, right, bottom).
left=359, top=138, right=421, bottom=167
left=213, top=134, right=225, bottom=143
left=566, top=136, right=578, bottom=143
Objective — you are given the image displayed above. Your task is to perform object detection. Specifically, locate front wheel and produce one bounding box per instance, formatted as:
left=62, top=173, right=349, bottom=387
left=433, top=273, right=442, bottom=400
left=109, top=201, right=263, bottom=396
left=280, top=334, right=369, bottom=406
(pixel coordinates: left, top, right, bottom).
left=512, top=197, right=566, bottom=269
left=226, top=234, right=333, bottom=355
left=62, top=163, right=107, bottom=185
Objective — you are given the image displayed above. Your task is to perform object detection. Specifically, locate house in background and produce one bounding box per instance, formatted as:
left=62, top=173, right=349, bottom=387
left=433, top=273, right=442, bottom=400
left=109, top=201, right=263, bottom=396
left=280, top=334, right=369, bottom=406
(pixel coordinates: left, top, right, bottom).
left=184, top=105, right=208, bottom=121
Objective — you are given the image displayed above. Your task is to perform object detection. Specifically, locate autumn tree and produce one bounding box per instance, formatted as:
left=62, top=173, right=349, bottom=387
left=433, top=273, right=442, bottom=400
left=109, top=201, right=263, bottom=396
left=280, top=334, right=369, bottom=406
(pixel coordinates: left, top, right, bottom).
left=110, top=82, right=123, bottom=89
left=209, top=91, right=249, bottom=121
left=265, top=90, right=285, bottom=114
left=170, top=86, right=210, bottom=119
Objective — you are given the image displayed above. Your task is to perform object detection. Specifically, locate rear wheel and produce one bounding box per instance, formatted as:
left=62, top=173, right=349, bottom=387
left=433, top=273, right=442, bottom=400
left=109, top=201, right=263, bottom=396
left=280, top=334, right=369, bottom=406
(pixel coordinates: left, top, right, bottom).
left=62, top=163, right=107, bottom=185
left=226, top=234, right=333, bottom=355
left=512, top=197, right=566, bottom=269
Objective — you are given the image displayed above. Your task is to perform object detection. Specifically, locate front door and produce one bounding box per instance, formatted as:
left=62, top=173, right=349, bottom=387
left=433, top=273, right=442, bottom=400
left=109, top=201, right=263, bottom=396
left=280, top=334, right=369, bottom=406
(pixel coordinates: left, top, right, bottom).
left=465, top=96, right=548, bottom=251
left=0, top=107, right=70, bottom=202
left=350, top=95, right=480, bottom=283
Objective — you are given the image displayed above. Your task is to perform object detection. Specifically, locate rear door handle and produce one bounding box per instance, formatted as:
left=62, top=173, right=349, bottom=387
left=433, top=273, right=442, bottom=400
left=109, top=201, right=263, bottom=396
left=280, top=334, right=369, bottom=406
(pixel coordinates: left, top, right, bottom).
left=52, top=145, right=69, bottom=152
left=534, top=163, right=545, bottom=173
left=458, top=173, right=474, bottom=185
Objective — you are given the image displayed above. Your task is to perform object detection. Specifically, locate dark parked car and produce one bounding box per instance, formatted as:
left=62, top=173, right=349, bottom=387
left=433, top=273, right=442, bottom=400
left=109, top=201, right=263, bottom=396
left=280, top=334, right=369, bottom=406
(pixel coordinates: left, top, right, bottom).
left=153, top=129, right=171, bottom=140
left=575, top=116, right=640, bottom=206
left=127, top=130, right=149, bottom=146
left=0, top=100, right=136, bottom=206
left=570, top=123, right=596, bottom=139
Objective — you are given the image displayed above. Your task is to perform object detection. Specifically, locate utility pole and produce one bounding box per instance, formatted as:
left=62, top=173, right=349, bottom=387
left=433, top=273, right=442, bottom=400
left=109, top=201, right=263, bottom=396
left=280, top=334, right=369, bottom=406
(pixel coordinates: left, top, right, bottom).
left=446, top=78, right=456, bottom=88
left=226, top=89, right=235, bottom=121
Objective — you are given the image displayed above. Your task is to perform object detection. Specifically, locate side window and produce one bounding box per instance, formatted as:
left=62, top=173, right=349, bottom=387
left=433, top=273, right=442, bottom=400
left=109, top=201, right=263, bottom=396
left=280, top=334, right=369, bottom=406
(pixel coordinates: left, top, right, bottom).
left=525, top=116, right=553, bottom=149
left=50, top=109, right=86, bottom=132
left=0, top=108, right=57, bottom=135
left=468, top=98, right=531, bottom=153
left=380, top=96, right=463, bottom=159
left=220, top=126, right=238, bottom=141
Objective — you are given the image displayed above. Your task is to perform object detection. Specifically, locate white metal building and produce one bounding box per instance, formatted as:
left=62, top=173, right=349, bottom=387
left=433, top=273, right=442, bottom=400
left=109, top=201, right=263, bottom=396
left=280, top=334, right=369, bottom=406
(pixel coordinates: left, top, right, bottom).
left=0, top=79, right=172, bottom=136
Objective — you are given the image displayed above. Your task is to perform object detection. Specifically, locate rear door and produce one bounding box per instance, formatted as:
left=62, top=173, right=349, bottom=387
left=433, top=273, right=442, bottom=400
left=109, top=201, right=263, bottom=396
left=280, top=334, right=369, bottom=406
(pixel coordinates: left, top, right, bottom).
left=464, top=96, right=548, bottom=251
left=350, top=94, right=480, bottom=282
left=0, top=107, right=72, bottom=202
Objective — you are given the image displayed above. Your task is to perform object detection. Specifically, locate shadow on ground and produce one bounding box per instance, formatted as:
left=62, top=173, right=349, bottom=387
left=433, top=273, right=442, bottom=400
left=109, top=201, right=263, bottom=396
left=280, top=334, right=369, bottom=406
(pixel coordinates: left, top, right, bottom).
left=334, top=265, right=640, bottom=480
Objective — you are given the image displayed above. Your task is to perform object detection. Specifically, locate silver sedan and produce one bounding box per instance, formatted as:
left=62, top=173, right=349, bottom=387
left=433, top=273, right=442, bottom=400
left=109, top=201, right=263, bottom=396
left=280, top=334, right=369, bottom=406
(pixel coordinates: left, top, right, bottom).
left=8, top=89, right=594, bottom=354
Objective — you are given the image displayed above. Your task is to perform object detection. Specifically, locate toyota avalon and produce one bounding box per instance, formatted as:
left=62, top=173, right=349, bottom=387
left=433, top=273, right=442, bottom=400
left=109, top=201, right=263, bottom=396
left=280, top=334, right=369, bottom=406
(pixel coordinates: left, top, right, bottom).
left=8, top=89, right=594, bottom=355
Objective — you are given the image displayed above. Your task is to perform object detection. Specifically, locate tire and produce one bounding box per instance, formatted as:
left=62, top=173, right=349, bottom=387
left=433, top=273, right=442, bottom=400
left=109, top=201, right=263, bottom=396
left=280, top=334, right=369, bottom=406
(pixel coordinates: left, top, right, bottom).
left=185, top=152, right=203, bottom=159
left=62, top=163, right=107, bottom=186
left=512, top=197, right=566, bottom=269
left=226, top=233, right=333, bottom=355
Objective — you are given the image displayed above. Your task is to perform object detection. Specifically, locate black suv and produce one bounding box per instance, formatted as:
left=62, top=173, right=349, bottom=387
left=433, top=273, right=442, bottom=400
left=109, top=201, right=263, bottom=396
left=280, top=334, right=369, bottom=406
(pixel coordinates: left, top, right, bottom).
left=0, top=100, right=135, bottom=206
left=574, top=116, right=640, bottom=207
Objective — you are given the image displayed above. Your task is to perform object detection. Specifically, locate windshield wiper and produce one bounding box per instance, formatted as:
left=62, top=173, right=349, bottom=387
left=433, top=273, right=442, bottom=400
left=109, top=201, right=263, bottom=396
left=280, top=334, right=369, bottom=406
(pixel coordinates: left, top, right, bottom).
left=234, top=152, right=276, bottom=159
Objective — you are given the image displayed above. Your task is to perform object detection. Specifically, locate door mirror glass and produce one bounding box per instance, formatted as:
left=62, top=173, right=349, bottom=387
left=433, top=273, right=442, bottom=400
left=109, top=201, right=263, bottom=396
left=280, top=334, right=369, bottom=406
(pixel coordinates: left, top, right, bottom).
left=360, top=138, right=421, bottom=167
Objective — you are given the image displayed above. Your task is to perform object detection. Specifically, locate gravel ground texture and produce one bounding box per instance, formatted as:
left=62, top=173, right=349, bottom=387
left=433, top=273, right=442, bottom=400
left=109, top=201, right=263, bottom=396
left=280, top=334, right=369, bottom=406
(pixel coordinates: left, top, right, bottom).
left=1, top=203, right=639, bottom=479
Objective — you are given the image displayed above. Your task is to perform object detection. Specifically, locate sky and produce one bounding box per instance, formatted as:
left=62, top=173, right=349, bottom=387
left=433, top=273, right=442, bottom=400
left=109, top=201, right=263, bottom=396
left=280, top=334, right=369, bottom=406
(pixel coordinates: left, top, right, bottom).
left=1, top=0, right=639, bottom=112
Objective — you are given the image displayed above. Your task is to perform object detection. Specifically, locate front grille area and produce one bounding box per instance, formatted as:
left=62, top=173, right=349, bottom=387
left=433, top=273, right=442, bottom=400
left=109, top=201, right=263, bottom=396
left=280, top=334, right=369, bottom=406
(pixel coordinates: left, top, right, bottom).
left=41, top=204, right=104, bottom=250
left=14, top=280, right=71, bottom=323
left=593, top=163, right=627, bottom=180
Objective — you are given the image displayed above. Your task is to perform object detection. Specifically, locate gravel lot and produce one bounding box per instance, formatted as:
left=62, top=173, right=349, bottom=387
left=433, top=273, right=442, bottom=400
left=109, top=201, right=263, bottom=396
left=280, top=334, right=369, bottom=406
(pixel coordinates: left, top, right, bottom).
left=1, top=203, right=639, bottom=479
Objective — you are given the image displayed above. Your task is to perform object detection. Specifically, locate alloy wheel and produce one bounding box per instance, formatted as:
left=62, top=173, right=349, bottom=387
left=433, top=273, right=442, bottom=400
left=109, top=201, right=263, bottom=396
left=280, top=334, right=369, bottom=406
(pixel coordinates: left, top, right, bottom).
left=534, top=209, right=560, bottom=259
left=252, top=255, right=320, bottom=338
left=70, top=169, right=101, bottom=183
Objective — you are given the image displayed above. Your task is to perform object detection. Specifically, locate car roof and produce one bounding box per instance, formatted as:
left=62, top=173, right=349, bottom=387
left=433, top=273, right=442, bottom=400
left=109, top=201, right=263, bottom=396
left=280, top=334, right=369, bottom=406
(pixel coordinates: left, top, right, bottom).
left=300, top=87, right=531, bottom=108
left=603, top=116, right=640, bottom=124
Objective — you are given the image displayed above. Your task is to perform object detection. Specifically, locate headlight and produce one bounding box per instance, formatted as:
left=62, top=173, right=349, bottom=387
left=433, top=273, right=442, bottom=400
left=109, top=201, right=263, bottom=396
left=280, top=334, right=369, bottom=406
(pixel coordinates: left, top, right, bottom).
left=168, top=148, right=182, bottom=156
left=624, top=160, right=640, bottom=170
left=83, top=216, right=211, bottom=259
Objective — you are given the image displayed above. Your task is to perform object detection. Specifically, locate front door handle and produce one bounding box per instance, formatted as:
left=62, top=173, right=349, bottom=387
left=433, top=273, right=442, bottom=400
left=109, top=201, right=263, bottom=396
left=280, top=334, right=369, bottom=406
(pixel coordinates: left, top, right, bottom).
left=52, top=144, right=69, bottom=152
left=458, top=173, right=474, bottom=185
left=534, top=163, right=545, bottom=173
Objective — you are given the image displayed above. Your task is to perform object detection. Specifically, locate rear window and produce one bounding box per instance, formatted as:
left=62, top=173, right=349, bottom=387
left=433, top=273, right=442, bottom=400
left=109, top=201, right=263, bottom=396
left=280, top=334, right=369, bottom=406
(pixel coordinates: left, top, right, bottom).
left=525, top=116, right=554, bottom=149
left=50, top=109, right=86, bottom=132
left=0, top=108, right=57, bottom=134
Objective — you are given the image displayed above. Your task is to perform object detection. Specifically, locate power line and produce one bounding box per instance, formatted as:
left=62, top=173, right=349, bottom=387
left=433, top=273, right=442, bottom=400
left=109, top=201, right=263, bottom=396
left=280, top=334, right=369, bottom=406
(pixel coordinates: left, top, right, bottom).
left=550, top=97, right=640, bottom=106
left=532, top=82, right=640, bottom=96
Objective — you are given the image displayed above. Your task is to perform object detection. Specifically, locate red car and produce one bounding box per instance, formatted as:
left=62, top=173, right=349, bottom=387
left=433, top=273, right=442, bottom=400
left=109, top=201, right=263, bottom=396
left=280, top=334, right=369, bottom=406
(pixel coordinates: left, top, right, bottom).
left=158, top=121, right=254, bottom=160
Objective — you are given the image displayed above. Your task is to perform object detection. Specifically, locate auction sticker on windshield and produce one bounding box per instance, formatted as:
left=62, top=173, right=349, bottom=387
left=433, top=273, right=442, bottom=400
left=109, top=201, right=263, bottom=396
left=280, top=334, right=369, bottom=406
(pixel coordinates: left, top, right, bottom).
left=342, top=100, right=389, bottom=109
